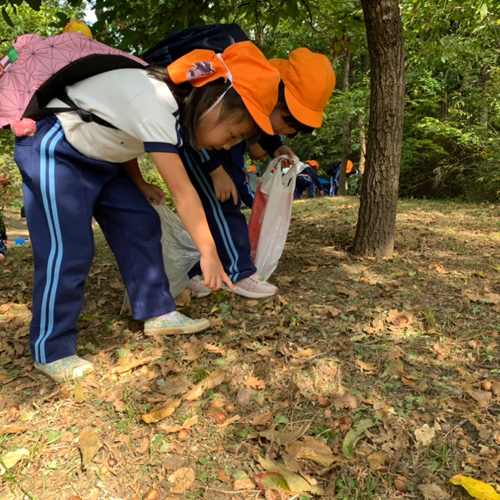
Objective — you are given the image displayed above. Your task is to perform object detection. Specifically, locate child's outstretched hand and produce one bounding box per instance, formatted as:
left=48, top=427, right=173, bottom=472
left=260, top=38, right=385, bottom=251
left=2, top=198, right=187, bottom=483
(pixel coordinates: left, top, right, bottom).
left=199, top=253, right=235, bottom=292
left=140, top=183, right=166, bottom=205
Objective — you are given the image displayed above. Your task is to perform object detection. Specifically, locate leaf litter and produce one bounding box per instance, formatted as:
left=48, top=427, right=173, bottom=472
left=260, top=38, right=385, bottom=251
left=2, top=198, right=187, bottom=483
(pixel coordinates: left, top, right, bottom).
left=0, top=198, right=499, bottom=499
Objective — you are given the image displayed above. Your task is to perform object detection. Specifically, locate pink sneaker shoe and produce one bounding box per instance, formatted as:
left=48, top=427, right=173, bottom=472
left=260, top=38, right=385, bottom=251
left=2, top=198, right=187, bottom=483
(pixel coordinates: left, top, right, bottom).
left=187, top=275, right=211, bottom=298
left=224, top=273, right=278, bottom=299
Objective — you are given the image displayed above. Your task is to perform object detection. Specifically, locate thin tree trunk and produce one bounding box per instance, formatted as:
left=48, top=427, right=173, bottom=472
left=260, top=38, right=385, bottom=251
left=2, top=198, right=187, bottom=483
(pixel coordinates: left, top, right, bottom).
left=337, top=51, right=351, bottom=196
left=353, top=0, right=405, bottom=258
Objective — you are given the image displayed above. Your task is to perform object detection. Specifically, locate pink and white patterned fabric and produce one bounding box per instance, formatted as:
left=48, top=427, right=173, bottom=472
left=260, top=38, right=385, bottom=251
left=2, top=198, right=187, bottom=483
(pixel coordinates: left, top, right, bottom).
left=0, top=32, right=145, bottom=128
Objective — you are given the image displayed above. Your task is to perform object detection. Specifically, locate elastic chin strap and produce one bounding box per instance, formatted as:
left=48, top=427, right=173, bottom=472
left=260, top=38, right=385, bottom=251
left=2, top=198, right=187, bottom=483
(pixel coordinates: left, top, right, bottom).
left=199, top=53, right=234, bottom=120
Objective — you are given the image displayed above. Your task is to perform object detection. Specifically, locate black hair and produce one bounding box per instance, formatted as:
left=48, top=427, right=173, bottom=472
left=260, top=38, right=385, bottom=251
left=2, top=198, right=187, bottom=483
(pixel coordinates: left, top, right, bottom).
left=147, top=66, right=260, bottom=149
left=274, top=81, right=315, bottom=136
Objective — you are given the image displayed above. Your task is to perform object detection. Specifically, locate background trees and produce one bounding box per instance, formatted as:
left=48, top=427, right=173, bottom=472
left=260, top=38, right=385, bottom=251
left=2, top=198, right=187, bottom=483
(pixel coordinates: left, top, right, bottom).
left=1, top=0, right=499, bottom=259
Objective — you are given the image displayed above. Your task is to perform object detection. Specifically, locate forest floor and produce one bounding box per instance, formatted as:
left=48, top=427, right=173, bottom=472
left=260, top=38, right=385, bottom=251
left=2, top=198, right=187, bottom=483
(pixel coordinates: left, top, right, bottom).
left=1, top=197, right=499, bottom=500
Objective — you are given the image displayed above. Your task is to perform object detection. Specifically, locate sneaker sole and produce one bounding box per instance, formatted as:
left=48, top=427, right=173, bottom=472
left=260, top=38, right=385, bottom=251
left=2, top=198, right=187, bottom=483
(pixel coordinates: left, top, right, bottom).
left=34, top=361, right=94, bottom=383
left=144, top=318, right=212, bottom=336
left=222, top=283, right=277, bottom=299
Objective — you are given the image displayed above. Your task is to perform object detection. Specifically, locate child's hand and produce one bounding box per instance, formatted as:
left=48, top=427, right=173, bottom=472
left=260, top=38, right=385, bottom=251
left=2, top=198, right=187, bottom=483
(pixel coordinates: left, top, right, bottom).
left=199, top=254, right=235, bottom=291
left=140, top=183, right=166, bottom=205
left=273, top=146, right=296, bottom=168
left=209, top=167, right=238, bottom=204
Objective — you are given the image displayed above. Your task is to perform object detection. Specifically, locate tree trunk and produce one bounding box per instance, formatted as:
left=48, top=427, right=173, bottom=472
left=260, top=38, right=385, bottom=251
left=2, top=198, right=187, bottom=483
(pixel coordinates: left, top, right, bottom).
left=337, top=51, right=351, bottom=196
left=353, top=0, right=405, bottom=258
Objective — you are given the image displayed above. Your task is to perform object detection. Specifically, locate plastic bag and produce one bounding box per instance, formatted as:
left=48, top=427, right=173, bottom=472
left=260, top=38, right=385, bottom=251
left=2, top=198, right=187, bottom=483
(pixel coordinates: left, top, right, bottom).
left=248, top=155, right=297, bottom=280
left=121, top=204, right=200, bottom=314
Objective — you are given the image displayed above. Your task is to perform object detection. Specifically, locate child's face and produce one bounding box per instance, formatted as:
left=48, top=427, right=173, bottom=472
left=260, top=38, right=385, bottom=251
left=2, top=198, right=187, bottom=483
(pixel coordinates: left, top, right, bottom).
left=270, top=109, right=297, bottom=136
left=196, top=105, right=256, bottom=151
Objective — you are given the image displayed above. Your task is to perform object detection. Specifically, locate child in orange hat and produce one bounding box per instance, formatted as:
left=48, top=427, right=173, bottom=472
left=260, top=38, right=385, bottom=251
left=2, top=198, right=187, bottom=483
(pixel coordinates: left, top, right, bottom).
left=14, top=39, right=280, bottom=381
left=182, top=46, right=335, bottom=299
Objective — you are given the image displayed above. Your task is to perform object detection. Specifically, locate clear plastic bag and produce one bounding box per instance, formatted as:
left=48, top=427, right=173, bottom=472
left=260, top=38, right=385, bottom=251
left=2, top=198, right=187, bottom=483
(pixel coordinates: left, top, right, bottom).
left=248, top=156, right=297, bottom=280
left=121, top=204, right=200, bottom=314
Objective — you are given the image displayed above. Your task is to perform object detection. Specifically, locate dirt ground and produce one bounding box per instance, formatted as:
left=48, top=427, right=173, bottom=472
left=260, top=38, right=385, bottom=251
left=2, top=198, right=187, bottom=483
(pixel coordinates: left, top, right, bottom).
left=1, top=197, right=499, bottom=500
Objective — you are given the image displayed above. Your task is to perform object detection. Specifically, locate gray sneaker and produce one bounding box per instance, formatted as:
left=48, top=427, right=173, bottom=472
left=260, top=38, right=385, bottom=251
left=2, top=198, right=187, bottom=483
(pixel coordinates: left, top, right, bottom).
left=187, top=275, right=211, bottom=298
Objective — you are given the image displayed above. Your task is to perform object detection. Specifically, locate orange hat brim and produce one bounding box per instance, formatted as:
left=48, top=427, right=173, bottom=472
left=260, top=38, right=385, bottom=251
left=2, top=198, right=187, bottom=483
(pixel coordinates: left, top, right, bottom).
left=284, top=86, right=323, bottom=128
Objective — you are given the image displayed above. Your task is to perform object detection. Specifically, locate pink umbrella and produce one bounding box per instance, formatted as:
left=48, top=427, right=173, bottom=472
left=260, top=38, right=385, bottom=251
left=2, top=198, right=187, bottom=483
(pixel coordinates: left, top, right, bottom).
left=0, top=32, right=146, bottom=129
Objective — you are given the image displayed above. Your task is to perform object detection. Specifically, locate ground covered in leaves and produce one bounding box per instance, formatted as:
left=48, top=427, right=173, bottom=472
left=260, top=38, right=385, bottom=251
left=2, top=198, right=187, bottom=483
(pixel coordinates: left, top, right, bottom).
left=1, top=197, right=500, bottom=500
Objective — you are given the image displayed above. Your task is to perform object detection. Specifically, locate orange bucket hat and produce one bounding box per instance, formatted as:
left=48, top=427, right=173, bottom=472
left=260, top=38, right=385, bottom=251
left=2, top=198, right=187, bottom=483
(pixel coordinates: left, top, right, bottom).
left=270, top=48, right=336, bottom=128
left=167, top=41, right=280, bottom=135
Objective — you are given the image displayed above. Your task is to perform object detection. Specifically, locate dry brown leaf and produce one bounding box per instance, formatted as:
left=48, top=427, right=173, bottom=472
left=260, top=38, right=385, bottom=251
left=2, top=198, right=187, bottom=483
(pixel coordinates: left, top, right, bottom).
left=367, top=452, right=388, bottom=471
left=167, top=467, right=195, bottom=494
left=112, top=356, right=157, bottom=374
left=0, top=425, right=28, bottom=436
left=286, top=435, right=335, bottom=467
left=252, top=411, right=274, bottom=427
left=244, top=376, right=266, bottom=390
left=78, top=428, right=101, bottom=467
left=291, top=348, right=318, bottom=359
left=418, top=483, right=450, bottom=499
left=259, top=422, right=311, bottom=446
left=414, top=422, right=440, bottom=447
left=217, top=469, right=232, bottom=484
left=142, top=398, right=181, bottom=424
left=356, top=359, right=377, bottom=374
left=332, top=392, right=360, bottom=409
left=179, top=342, right=203, bottom=361
left=183, top=368, right=228, bottom=401
left=234, top=477, right=255, bottom=490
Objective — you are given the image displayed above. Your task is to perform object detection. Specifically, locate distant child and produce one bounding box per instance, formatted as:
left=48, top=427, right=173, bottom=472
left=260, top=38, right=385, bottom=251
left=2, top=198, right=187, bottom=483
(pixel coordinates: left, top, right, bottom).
left=0, top=216, right=6, bottom=261
left=13, top=40, right=280, bottom=382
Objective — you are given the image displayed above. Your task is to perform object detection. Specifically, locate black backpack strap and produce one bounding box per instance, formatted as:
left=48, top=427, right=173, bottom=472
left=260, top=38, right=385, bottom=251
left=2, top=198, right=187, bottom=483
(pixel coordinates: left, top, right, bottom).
left=42, top=92, right=118, bottom=129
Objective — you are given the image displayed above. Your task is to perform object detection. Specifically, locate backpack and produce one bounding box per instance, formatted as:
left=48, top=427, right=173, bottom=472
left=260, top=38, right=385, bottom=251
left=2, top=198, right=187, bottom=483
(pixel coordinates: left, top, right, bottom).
left=143, top=23, right=248, bottom=66
left=0, top=32, right=146, bottom=129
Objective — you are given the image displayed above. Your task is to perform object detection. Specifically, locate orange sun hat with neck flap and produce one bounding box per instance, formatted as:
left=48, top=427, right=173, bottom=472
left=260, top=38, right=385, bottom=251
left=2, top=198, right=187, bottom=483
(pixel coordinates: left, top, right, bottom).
left=270, top=48, right=336, bottom=128
left=167, top=41, right=280, bottom=135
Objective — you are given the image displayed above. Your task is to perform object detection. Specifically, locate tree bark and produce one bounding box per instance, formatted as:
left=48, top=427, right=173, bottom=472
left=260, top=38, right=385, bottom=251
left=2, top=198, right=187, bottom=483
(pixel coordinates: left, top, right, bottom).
left=353, top=0, right=405, bottom=258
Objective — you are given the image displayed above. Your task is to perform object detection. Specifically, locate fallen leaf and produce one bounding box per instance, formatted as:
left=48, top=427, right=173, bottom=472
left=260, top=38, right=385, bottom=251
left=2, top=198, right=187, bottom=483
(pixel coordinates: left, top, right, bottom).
left=342, top=419, right=375, bottom=459
left=254, top=472, right=291, bottom=493
left=234, top=477, right=256, bottom=490
left=367, top=452, right=388, bottom=471
left=78, top=429, right=101, bottom=467
left=0, top=448, right=29, bottom=475
left=142, top=398, right=181, bottom=423
left=0, top=425, right=28, bottom=436
left=332, top=392, right=360, bottom=409
left=167, top=467, right=195, bottom=494
left=286, top=435, right=335, bottom=467
left=183, top=368, right=228, bottom=401
left=450, top=475, right=500, bottom=500
left=244, top=376, right=266, bottom=390
left=415, top=422, right=440, bottom=447
left=259, top=422, right=311, bottom=446
left=257, top=457, right=324, bottom=496
left=418, top=483, right=451, bottom=499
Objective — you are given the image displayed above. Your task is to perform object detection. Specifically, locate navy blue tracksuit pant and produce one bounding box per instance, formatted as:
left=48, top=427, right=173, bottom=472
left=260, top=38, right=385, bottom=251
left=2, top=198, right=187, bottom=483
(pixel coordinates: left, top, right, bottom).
left=14, top=116, right=174, bottom=363
left=180, top=144, right=256, bottom=283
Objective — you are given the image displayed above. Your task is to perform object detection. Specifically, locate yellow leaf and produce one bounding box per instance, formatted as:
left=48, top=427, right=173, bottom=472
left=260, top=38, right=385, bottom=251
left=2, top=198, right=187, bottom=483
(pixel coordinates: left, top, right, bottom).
left=0, top=448, right=29, bottom=475
left=450, top=475, right=500, bottom=500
